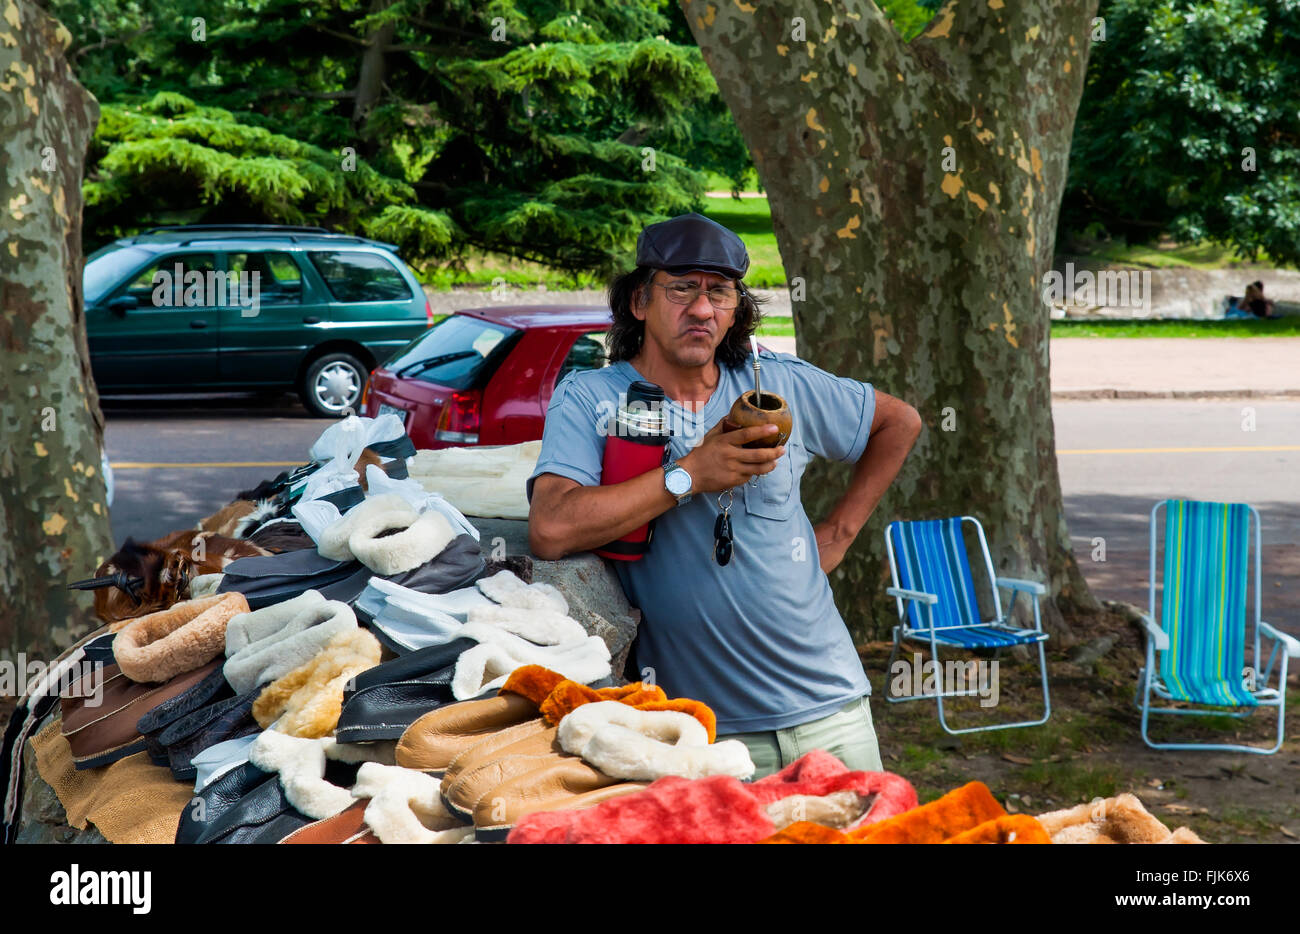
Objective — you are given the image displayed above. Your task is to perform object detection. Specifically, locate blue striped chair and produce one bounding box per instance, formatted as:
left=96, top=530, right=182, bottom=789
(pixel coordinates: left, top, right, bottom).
left=884, top=516, right=1051, bottom=735
left=1136, top=500, right=1298, bottom=754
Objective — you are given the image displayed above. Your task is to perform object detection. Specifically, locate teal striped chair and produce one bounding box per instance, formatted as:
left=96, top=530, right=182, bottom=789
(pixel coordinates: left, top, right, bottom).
left=884, top=516, right=1051, bottom=735
left=1137, top=500, right=1298, bottom=754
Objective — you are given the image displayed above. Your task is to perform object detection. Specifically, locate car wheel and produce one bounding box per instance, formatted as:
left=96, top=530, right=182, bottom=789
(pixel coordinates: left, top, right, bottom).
left=299, top=352, right=367, bottom=418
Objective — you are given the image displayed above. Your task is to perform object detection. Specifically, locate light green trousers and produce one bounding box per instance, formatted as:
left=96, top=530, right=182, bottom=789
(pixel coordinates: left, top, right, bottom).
left=719, top=695, right=884, bottom=780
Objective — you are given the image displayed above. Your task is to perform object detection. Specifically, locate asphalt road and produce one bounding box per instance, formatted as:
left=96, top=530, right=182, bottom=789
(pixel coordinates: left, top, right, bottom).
left=102, top=394, right=1299, bottom=629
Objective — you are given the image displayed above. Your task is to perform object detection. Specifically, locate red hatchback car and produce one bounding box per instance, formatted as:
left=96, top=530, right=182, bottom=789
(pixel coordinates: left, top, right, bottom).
left=361, top=305, right=613, bottom=449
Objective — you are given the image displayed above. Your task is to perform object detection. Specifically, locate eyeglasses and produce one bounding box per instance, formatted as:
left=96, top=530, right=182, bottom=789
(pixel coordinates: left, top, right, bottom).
left=652, top=280, right=744, bottom=311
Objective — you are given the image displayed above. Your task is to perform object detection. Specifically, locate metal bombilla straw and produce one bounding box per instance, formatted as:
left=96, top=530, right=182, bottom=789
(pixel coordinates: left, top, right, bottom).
left=750, top=335, right=762, bottom=405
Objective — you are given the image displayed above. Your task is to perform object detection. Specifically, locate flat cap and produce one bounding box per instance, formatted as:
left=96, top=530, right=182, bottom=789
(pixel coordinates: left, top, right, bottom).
left=635, top=212, right=749, bottom=280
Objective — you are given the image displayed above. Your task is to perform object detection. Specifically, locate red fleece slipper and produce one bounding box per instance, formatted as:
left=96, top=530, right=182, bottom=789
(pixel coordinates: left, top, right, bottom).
left=506, top=750, right=917, bottom=844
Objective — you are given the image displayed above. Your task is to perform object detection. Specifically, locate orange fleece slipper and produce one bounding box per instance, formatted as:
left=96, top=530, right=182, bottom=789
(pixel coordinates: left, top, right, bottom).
left=851, top=781, right=1005, bottom=844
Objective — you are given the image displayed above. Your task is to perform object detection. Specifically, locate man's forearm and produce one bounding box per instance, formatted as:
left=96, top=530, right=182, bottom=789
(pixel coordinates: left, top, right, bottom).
left=532, top=468, right=679, bottom=558
left=824, top=420, right=918, bottom=539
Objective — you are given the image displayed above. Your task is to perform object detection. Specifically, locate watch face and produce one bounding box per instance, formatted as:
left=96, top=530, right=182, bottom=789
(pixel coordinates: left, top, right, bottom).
left=666, top=467, right=691, bottom=496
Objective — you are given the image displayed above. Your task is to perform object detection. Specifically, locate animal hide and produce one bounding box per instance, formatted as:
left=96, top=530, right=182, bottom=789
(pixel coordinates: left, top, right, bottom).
left=84, top=532, right=269, bottom=625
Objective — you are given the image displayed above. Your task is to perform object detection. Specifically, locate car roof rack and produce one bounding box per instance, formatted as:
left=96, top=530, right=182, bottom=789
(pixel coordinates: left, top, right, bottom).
left=138, top=224, right=333, bottom=235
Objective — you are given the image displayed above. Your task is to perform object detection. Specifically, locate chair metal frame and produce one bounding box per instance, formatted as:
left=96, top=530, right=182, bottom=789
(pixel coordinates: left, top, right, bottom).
left=1135, top=500, right=1299, bottom=754
left=884, top=515, right=1051, bottom=735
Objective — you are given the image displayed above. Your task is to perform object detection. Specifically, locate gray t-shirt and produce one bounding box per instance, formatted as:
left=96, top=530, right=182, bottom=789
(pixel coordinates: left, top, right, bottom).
left=525, top=350, right=875, bottom=733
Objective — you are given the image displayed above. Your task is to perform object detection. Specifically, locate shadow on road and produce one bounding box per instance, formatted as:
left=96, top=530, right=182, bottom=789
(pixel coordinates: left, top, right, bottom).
left=99, top=392, right=314, bottom=420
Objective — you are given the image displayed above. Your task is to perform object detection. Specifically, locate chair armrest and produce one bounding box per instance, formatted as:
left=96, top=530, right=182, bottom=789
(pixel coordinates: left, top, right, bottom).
left=995, top=577, right=1046, bottom=596
left=1259, top=621, right=1300, bottom=658
left=886, top=587, right=938, bottom=606
left=1137, top=612, right=1169, bottom=652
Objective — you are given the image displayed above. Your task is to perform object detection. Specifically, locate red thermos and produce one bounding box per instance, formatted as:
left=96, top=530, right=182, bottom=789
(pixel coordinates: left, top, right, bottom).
left=594, top=380, right=670, bottom=561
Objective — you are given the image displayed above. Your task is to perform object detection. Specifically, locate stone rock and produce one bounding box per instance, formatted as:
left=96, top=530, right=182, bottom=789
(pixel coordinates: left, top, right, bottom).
left=13, top=732, right=107, bottom=844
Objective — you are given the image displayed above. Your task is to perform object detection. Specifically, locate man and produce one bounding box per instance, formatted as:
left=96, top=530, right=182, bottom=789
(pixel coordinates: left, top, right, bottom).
left=527, top=213, right=921, bottom=778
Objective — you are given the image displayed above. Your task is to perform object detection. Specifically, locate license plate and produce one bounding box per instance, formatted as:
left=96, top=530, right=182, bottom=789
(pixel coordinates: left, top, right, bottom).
left=378, top=403, right=406, bottom=421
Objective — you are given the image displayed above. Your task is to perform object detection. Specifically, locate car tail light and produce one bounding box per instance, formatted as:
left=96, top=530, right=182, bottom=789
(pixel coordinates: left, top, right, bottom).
left=435, top=389, right=480, bottom=444
left=425, top=297, right=435, bottom=327
left=360, top=370, right=374, bottom=410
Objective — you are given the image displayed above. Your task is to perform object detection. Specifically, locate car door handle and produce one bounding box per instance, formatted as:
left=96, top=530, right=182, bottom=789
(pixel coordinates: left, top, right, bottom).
left=190, top=319, right=208, bottom=329
left=303, top=316, right=321, bottom=324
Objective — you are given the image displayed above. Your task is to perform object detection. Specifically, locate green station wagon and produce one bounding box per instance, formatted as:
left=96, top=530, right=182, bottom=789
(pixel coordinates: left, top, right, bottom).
left=83, top=225, right=433, bottom=416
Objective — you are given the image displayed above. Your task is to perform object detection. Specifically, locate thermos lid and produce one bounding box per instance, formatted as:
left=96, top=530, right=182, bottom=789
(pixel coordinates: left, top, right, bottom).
left=627, top=380, right=665, bottom=407
left=619, top=380, right=668, bottom=440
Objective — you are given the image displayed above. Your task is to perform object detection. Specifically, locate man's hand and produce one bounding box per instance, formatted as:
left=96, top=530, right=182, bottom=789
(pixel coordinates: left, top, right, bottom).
left=678, top=419, right=786, bottom=493
left=814, top=520, right=855, bottom=575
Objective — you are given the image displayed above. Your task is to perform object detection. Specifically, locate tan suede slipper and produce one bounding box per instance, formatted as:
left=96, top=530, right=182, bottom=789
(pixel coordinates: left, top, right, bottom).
left=471, top=759, right=648, bottom=842
left=395, top=693, right=540, bottom=774
left=443, top=752, right=572, bottom=818
left=438, top=717, right=553, bottom=782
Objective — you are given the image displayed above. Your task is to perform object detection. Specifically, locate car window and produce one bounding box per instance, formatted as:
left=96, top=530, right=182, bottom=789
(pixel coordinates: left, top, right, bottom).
left=554, top=330, right=609, bottom=387
left=120, top=254, right=218, bottom=308
left=84, top=245, right=152, bottom=303
left=307, top=250, right=412, bottom=302
left=227, top=252, right=303, bottom=306
left=383, top=314, right=520, bottom=390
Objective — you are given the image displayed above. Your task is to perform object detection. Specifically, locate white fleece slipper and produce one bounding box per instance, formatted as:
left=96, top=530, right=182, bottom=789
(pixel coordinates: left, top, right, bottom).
left=557, top=701, right=755, bottom=782
left=476, top=569, right=569, bottom=616
left=350, top=762, right=474, bottom=844
left=348, top=508, right=456, bottom=576
left=451, top=624, right=611, bottom=699
left=316, top=494, right=416, bottom=561
left=463, top=604, right=587, bottom=646
left=249, top=731, right=392, bottom=820
left=226, top=590, right=327, bottom=655
left=224, top=595, right=357, bottom=695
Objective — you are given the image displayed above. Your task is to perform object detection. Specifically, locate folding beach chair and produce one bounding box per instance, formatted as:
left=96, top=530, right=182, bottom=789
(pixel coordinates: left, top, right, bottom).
left=884, top=516, right=1051, bottom=735
left=1135, top=500, right=1299, bottom=754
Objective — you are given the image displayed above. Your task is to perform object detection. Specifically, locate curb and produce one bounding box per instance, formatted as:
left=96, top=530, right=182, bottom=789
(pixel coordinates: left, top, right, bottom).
left=1052, top=388, right=1300, bottom=400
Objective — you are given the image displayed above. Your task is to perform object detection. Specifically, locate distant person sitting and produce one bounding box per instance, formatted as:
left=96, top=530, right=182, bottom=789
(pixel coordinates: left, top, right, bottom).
left=1236, top=281, right=1278, bottom=319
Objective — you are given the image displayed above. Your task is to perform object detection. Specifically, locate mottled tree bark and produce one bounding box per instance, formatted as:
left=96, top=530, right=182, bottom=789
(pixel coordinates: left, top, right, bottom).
left=0, top=0, right=110, bottom=659
left=683, top=0, right=1100, bottom=641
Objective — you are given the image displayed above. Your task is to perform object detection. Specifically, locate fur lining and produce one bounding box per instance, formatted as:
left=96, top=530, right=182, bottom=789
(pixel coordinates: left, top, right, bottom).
left=248, top=731, right=348, bottom=819
left=943, top=814, right=1051, bottom=844
left=1036, top=792, right=1204, bottom=844
left=556, top=701, right=754, bottom=781
left=628, top=698, right=717, bottom=743
left=537, top=680, right=667, bottom=726
left=113, top=592, right=249, bottom=684
left=349, top=508, right=457, bottom=576
left=759, top=822, right=853, bottom=844
left=851, top=781, right=1003, bottom=843
left=765, top=791, right=872, bottom=831
left=188, top=573, right=223, bottom=599
left=223, top=594, right=356, bottom=695
left=226, top=590, right=327, bottom=654
left=351, top=762, right=473, bottom=844
left=248, top=731, right=387, bottom=820
left=252, top=628, right=382, bottom=738
left=499, top=665, right=569, bottom=705
left=464, top=604, right=586, bottom=646
left=452, top=626, right=611, bottom=700
left=475, top=570, right=568, bottom=616
left=317, top=495, right=416, bottom=561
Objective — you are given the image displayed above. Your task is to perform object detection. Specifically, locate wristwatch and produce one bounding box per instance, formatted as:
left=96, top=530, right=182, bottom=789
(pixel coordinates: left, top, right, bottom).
left=663, top=458, right=693, bottom=505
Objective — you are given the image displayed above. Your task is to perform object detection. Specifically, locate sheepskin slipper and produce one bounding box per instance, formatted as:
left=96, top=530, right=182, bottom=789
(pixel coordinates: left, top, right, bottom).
left=248, top=730, right=355, bottom=819
left=536, top=680, right=668, bottom=726
left=316, top=495, right=416, bottom=561
left=349, top=509, right=457, bottom=576
left=252, top=628, right=383, bottom=738
left=113, top=592, right=250, bottom=684
left=440, top=719, right=556, bottom=784
left=852, top=781, right=1004, bottom=844
left=444, top=752, right=574, bottom=819
left=452, top=625, right=611, bottom=699
left=507, top=774, right=778, bottom=845
left=748, top=748, right=918, bottom=826
left=464, top=604, right=587, bottom=647
left=350, top=762, right=473, bottom=844
left=279, top=801, right=380, bottom=845
left=1035, top=793, right=1206, bottom=844
left=556, top=701, right=753, bottom=782
left=394, top=693, right=542, bottom=773
left=225, top=590, right=327, bottom=655
left=475, top=570, right=568, bottom=616
left=223, top=594, right=357, bottom=695
left=470, top=757, right=645, bottom=842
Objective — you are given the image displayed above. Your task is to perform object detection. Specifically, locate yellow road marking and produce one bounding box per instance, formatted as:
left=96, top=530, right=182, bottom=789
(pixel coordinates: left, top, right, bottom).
left=110, top=461, right=303, bottom=469
left=1057, top=445, right=1300, bottom=455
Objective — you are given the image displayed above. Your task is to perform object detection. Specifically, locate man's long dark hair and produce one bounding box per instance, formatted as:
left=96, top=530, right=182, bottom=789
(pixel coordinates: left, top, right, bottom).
left=605, top=266, right=768, bottom=369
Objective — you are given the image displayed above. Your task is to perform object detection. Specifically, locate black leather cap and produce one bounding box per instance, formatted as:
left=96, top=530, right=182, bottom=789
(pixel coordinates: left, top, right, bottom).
left=636, top=212, right=749, bottom=279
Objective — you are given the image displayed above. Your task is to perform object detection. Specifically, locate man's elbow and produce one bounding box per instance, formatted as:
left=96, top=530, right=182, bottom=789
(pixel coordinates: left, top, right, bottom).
left=528, top=511, right=568, bottom=561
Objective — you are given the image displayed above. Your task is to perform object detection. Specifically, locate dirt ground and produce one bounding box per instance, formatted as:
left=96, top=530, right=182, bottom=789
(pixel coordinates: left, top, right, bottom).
left=861, top=607, right=1300, bottom=844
